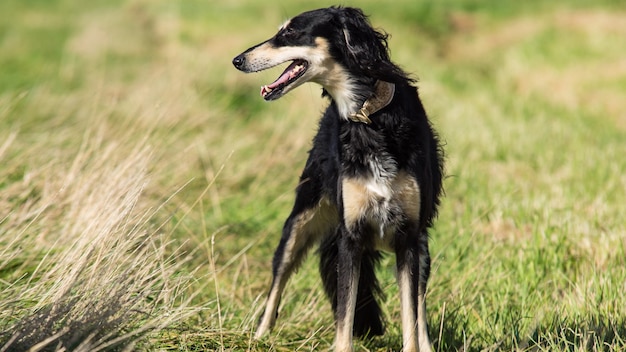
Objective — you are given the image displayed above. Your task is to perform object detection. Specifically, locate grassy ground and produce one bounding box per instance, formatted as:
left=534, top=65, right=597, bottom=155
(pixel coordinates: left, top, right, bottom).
left=1, top=0, right=625, bottom=351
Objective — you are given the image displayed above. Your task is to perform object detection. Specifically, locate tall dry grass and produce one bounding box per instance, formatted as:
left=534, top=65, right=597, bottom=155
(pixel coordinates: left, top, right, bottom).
left=0, top=4, right=249, bottom=348
left=0, top=135, right=199, bottom=351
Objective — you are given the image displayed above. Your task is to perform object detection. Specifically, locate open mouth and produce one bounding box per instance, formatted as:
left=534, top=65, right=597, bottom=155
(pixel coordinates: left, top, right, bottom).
left=260, top=59, right=309, bottom=101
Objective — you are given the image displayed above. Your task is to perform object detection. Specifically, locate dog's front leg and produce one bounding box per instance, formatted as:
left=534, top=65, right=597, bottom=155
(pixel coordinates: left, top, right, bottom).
left=255, top=207, right=318, bottom=339
left=255, top=166, right=335, bottom=339
left=396, top=240, right=419, bottom=352
left=334, top=230, right=362, bottom=352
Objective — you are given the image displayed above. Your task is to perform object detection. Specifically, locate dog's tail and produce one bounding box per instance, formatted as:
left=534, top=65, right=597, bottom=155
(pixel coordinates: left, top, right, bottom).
left=319, top=233, right=385, bottom=337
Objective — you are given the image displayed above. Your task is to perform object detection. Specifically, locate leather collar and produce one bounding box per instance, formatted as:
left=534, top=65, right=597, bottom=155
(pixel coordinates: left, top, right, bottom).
left=348, top=80, right=395, bottom=124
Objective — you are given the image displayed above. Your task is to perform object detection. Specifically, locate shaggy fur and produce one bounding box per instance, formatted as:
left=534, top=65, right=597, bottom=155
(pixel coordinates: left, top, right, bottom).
left=233, top=6, right=443, bottom=352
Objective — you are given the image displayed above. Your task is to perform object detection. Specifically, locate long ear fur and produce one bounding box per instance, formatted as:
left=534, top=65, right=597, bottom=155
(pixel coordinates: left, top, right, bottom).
left=334, top=7, right=412, bottom=83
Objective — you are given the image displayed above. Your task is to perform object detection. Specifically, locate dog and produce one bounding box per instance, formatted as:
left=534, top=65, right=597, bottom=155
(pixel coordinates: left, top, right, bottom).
left=232, top=6, right=443, bottom=352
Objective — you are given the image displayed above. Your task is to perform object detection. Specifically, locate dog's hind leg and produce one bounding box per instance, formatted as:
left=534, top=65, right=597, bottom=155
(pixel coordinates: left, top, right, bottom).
left=354, top=247, right=385, bottom=337
left=395, top=228, right=432, bottom=352
left=255, top=177, right=338, bottom=339
left=334, top=231, right=363, bottom=352
left=320, top=236, right=385, bottom=338
left=320, top=235, right=385, bottom=338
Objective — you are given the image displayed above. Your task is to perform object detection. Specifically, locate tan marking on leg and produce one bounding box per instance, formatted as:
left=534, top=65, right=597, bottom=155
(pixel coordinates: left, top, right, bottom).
left=255, top=281, right=284, bottom=339
left=417, top=251, right=432, bottom=352
left=398, top=265, right=418, bottom=352
left=308, top=196, right=340, bottom=236
left=335, top=264, right=360, bottom=352
left=278, top=197, right=339, bottom=274
left=335, top=318, right=353, bottom=352
left=256, top=198, right=338, bottom=339
left=342, top=178, right=371, bottom=228
left=392, top=170, right=421, bottom=222
left=417, top=292, right=433, bottom=352
left=255, top=216, right=308, bottom=340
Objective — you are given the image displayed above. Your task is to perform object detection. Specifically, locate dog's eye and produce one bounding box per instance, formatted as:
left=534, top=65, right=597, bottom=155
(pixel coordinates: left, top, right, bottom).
left=281, top=27, right=296, bottom=38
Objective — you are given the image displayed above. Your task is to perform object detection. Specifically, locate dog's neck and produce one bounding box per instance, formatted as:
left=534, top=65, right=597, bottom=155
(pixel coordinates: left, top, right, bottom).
left=324, top=79, right=395, bottom=124
left=348, top=80, right=395, bottom=124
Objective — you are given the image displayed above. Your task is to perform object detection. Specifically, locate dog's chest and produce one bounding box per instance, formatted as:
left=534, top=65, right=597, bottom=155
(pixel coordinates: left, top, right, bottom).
left=341, top=167, right=421, bottom=251
left=337, top=121, right=421, bottom=249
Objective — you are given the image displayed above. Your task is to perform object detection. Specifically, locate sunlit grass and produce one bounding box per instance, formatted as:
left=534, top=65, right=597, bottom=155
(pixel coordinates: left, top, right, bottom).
left=1, top=0, right=625, bottom=351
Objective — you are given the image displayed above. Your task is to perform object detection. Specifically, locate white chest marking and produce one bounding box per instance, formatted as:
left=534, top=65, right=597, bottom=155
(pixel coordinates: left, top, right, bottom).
left=342, top=171, right=421, bottom=251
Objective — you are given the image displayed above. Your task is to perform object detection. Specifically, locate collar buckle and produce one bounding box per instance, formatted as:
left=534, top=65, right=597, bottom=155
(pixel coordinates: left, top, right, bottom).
left=348, top=80, right=395, bottom=124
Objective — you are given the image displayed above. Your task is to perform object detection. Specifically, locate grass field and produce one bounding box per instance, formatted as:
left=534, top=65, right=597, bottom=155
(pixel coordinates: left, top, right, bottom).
left=1, top=0, right=626, bottom=351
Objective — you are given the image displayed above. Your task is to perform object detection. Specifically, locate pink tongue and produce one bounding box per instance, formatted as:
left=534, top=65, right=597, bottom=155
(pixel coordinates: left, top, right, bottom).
left=267, top=61, right=299, bottom=89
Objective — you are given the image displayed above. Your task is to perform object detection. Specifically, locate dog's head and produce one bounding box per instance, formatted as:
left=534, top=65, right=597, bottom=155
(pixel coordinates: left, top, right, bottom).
left=232, top=7, right=398, bottom=102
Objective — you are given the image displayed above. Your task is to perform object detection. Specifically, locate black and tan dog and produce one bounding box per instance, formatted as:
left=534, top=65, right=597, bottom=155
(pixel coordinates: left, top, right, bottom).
left=232, top=6, right=443, bottom=352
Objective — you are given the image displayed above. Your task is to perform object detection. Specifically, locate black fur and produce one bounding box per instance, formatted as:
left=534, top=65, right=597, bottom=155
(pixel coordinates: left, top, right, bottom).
left=233, top=6, right=444, bottom=350
left=320, top=233, right=385, bottom=337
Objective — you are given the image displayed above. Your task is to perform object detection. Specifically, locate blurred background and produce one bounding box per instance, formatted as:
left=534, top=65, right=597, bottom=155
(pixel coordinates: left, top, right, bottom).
left=1, top=1, right=625, bottom=351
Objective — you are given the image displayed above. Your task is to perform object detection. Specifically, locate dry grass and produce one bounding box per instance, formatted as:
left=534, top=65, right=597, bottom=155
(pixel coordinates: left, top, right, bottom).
left=0, top=135, right=201, bottom=351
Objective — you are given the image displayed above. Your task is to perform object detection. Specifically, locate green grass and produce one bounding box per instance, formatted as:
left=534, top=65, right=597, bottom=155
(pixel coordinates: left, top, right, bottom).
left=1, top=0, right=626, bottom=351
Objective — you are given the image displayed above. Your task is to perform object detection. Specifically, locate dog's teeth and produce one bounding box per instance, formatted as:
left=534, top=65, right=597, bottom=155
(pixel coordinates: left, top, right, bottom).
left=289, top=65, right=304, bottom=79
left=261, top=85, right=272, bottom=97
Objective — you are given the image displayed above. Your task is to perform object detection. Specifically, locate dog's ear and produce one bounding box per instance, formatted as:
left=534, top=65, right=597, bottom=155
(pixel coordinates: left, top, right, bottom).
left=336, top=7, right=391, bottom=74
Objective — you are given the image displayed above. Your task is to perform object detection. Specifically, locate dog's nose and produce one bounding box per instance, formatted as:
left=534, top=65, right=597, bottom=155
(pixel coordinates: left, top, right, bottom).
left=232, top=54, right=245, bottom=70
